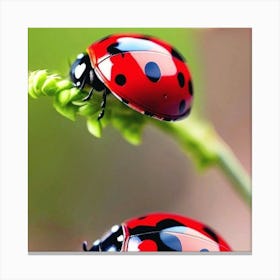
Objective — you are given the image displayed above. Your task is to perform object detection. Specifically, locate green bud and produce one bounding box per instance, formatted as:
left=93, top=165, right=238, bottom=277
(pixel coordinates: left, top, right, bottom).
left=56, top=79, right=73, bottom=91
left=57, top=89, right=72, bottom=106
left=111, top=112, right=145, bottom=145
left=31, top=70, right=48, bottom=97
left=78, top=103, right=99, bottom=117
left=41, top=75, right=61, bottom=96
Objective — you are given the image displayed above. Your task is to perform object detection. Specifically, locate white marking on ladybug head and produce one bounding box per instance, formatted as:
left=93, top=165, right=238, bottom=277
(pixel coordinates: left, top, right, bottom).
left=74, top=63, right=86, bottom=79
left=111, top=224, right=120, bottom=233
left=117, top=235, right=124, bottom=242
left=77, top=53, right=84, bottom=59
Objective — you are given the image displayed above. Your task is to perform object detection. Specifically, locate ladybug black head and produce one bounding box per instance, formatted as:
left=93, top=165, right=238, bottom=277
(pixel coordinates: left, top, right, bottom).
left=69, top=53, right=104, bottom=91
left=83, top=224, right=125, bottom=252
left=70, top=53, right=92, bottom=88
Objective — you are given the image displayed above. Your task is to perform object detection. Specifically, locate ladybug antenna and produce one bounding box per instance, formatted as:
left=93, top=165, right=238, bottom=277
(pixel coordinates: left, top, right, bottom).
left=82, top=241, right=89, bottom=251
left=82, top=239, right=101, bottom=251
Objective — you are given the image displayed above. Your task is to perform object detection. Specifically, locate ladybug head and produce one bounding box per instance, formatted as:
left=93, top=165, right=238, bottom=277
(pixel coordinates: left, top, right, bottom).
left=69, top=53, right=104, bottom=91
left=83, top=224, right=125, bottom=252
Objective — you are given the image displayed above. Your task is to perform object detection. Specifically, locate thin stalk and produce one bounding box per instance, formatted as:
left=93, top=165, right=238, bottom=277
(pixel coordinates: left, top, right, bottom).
left=153, top=119, right=251, bottom=207
left=216, top=144, right=251, bottom=206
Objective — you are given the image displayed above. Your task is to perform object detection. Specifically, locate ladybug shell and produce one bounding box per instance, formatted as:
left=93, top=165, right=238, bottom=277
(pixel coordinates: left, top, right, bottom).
left=87, top=34, right=193, bottom=121
left=91, top=213, right=231, bottom=252
left=122, top=213, right=231, bottom=252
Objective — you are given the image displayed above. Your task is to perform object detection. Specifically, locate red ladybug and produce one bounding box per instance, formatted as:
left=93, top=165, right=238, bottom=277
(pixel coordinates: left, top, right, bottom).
left=70, top=34, right=193, bottom=121
left=83, top=213, right=231, bottom=252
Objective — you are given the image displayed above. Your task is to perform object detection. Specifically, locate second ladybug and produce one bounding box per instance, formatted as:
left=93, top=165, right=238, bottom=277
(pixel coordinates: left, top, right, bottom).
left=70, top=33, right=194, bottom=121
left=83, top=213, right=231, bottom=252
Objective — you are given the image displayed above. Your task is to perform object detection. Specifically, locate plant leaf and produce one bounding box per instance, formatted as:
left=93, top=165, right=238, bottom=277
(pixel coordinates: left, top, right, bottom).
left=87, top=116, right=102, bottom=138
left=111, top=112, right=146, bottom=145
left=53, top=93, right=78, bottom=121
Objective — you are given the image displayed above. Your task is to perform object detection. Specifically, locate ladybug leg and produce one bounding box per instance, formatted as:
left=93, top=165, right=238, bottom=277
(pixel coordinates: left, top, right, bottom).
left=97, top=88, right=110, bottom=120
left=82, top=241, right=89, bottom=251
left=82, top=87, right=94, bottom=102
left=83, top=240, right=100, bottom=251
left=78, top=76, right=87, bottom=91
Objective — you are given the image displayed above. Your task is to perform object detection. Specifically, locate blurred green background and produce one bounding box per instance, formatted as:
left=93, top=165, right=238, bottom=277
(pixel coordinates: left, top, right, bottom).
left=28, top=28, right=251, bottom=251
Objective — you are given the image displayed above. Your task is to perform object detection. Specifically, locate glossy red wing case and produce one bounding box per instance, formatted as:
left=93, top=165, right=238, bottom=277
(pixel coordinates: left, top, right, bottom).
left=87, top=34, right=193, bottom=120
left=122, top=213, right=231, bottom=252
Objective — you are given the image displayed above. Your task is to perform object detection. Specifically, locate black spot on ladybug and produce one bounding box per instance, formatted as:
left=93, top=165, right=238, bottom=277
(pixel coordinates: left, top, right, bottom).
left=171, top=48, right=186, bottom=62
left=115, top=74, right=126, bottom=86
left=128, top=225, right=153, bottom=235
left=144, top=111, right=154, bottom=117
left=121, top=98, right=129, bottom=104
left=177, top=72, right=185, bottom=88
left=107, top=43, right=122, bottom=55
left=98, top=35, right=112, bottom=43
left=203, top=226, right=219, bottom=243
left=138, top=216, right=147, bottom=220
left=188, top=80, right=193, bottom=96
left=140, top=35, right=153, bottom=40
left=128, top=218, right=185, bottom=236
left=144, top=62, right=161, bottom=82
left=157, top=219, right=187, bottom=231
left=163, top=117, right=172, bottom=121
left=179, top=100, right=186, bottom=114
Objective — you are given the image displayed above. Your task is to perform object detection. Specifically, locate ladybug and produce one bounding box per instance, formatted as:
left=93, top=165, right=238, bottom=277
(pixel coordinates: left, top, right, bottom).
left=83, top=213, right=231, bottom=252
left=70, top=34, right=193, bottom=121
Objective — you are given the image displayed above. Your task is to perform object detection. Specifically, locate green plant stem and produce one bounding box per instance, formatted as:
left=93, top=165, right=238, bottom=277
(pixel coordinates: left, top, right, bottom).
left=216, top=145, right=251, bottom=206
left=153, top=119, right=251, bottom=207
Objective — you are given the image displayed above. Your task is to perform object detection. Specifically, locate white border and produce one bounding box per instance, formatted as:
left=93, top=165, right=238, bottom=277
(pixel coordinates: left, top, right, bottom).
left=0, top=0, right=279, bottom=279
